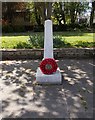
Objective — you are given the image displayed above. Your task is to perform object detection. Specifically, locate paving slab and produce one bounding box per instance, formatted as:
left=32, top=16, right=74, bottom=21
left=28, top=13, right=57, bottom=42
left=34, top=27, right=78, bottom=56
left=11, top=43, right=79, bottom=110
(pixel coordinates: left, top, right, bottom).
left=0, top=59, right=94, bottom=118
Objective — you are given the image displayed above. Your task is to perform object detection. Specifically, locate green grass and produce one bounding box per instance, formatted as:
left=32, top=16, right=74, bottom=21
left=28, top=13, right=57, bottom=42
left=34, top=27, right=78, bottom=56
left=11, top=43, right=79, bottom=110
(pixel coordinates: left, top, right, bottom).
left=1, top=36, right=29, bottom=48
left=1, top=32, right=95, bottom=49
left=54, top=32, right=94, bottom=43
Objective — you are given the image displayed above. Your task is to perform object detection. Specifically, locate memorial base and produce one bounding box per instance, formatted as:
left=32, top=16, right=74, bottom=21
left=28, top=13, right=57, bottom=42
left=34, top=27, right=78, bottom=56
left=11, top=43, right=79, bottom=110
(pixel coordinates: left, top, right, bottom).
left=36, top=67, right=62, bottom=84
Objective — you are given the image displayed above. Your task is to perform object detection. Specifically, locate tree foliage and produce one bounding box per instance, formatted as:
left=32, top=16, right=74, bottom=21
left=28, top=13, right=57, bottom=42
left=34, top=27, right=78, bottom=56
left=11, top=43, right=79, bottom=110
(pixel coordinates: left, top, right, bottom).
left=2, top=2, right=94, bottom=29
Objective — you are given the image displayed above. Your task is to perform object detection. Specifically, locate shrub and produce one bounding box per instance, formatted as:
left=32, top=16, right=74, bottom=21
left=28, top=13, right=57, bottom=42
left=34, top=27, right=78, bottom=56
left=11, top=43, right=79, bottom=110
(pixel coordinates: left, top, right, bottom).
left=53, top=24, right=67, bottom=31
left=2, top=25, right=14, bottom=33
left=14, top=42, right=32, bottom=49
left=2, top=25, right=25, bottom=33
left=33, top=25, right=44, bottom=32
left=28, top=35, right=72, bottom=48
left=53, top=36, right=64, bottom=48
left=28, top=35, right=44, bottom=48
left=13, top=26, right=25, bottom=32
left=75, top=41, right=95, bottom=48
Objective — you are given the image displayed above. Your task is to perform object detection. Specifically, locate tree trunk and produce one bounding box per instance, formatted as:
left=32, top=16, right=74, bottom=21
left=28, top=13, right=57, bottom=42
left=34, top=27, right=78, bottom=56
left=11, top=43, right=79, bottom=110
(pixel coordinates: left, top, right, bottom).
left=90, top=2, right=95, bottom=27
left=70, top=3, right=75, bottom=25
left=6, top=3, right=13, bottom=23
left=46, top=2, right=52, bottom=20
left=0, top=1, right=2, bottom=20
left=70, top=9, right=75, bottom=24
left=62, top=11, right=66, bottom=25
left=60, top=2, right=66, bottom=25
left=34, top=8, right=41, bottom=25
left=41, top=2, right=47, bottom=24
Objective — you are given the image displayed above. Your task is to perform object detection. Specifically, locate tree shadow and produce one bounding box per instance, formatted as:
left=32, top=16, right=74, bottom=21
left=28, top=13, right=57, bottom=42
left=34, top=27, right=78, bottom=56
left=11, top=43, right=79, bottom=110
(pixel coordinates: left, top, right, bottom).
left=2, top=31, right=89, bottom=37
left=1, top=58, right=94, bottom=118
left=2, top=32, right=44, bottom=37
left=54, top=31, right=85, bottom=37
left=58, top=58, right=94, bottom=118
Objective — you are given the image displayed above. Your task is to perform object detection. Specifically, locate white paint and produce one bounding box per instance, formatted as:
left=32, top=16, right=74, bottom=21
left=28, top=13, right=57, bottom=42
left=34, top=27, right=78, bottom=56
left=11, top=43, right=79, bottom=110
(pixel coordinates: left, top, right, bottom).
left=44, top=20, right=53, bottom=58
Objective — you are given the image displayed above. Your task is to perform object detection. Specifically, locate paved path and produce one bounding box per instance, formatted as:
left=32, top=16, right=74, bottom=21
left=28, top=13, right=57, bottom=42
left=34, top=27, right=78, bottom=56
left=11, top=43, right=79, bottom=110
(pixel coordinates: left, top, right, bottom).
left=0, top=59, right=94, bottom=118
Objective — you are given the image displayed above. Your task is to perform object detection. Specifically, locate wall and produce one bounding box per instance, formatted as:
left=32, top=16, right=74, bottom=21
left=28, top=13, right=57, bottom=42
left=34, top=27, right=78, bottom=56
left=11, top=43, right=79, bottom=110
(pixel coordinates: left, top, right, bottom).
left=1, top=48, right=95, bottom=60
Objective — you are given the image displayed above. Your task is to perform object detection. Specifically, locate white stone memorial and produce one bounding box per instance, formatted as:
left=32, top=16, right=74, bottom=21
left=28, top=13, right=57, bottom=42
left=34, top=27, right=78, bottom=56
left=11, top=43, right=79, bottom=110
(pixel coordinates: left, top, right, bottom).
left=36, top=20, right=62, bottom=84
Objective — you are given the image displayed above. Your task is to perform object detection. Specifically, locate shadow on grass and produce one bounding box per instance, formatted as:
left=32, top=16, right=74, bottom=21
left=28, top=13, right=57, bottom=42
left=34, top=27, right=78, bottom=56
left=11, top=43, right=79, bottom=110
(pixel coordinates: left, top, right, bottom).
left=2, top=31, right=90, bottom=37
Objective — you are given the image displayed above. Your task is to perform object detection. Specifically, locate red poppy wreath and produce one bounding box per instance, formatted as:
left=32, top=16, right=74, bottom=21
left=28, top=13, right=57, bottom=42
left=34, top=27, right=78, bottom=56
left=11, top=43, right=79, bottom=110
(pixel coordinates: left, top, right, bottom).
left=39, top=58, right=58, bottom=74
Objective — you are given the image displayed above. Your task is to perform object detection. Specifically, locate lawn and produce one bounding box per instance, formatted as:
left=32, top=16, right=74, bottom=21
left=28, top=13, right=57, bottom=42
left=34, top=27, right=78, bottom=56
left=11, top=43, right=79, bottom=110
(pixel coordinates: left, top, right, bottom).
left=1, top=32, right=95, bottom=49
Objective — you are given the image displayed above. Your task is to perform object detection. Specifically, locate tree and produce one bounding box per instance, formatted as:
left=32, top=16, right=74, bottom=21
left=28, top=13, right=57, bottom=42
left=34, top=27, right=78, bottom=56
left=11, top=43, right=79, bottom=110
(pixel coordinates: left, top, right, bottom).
left=65, top=2, right=89, bottom=25
left=53, top=2, right=66, bottom=25
left=2, top=2, right=90, bottom=29
left=90, top=2, right=95, bottom=27
left=2, top=2, right=26, bottom=24
left=33, top=2, right=52, bottom=25
left=46, top=2, right=52, bottom=20
left=53, top=2, right=89, bottom=25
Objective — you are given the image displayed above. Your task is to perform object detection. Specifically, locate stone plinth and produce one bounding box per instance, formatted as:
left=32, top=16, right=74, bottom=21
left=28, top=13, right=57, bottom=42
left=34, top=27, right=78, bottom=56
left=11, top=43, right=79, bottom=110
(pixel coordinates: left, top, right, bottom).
left=36, top=67, right=62, bottom=84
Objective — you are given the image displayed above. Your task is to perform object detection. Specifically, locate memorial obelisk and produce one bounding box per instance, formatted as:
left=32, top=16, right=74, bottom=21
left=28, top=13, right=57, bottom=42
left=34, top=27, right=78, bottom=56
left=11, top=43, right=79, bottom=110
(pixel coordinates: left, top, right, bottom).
left=36, top=20, right=62, bottom=84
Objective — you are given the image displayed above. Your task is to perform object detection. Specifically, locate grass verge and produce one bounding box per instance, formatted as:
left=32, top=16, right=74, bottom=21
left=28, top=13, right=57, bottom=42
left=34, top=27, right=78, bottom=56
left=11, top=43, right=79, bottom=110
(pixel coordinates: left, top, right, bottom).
left=1, top=32, right=95, bottom=49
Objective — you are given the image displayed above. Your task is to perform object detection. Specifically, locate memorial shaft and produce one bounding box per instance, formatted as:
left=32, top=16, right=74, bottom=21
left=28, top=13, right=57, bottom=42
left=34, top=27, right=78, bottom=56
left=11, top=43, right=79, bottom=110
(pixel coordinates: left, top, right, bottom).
left=44, top=20, right=53, bottom=58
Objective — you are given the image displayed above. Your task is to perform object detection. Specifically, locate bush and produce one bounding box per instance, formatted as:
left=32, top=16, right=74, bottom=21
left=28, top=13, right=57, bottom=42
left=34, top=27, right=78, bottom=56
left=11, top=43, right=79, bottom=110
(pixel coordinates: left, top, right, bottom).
left=2, top=25, right=26, bottom=33
left=53, top=36, right=72, bottom=48
left=13, top=26, right=25, bottom=32
left=33, top=25, right=44, bottom=32
left=53, top=36, right=64, bottom=48
left=2, top=25, right=14, bottom=33
left=14, top=42, right=32, bottom=49
left=28, top=35, right=72, bottom=48
left=28, top=35, right=44, bottom=48
left=75, top=41, right=95, bottom=48
left=53, top=24, right=67, bottom=31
